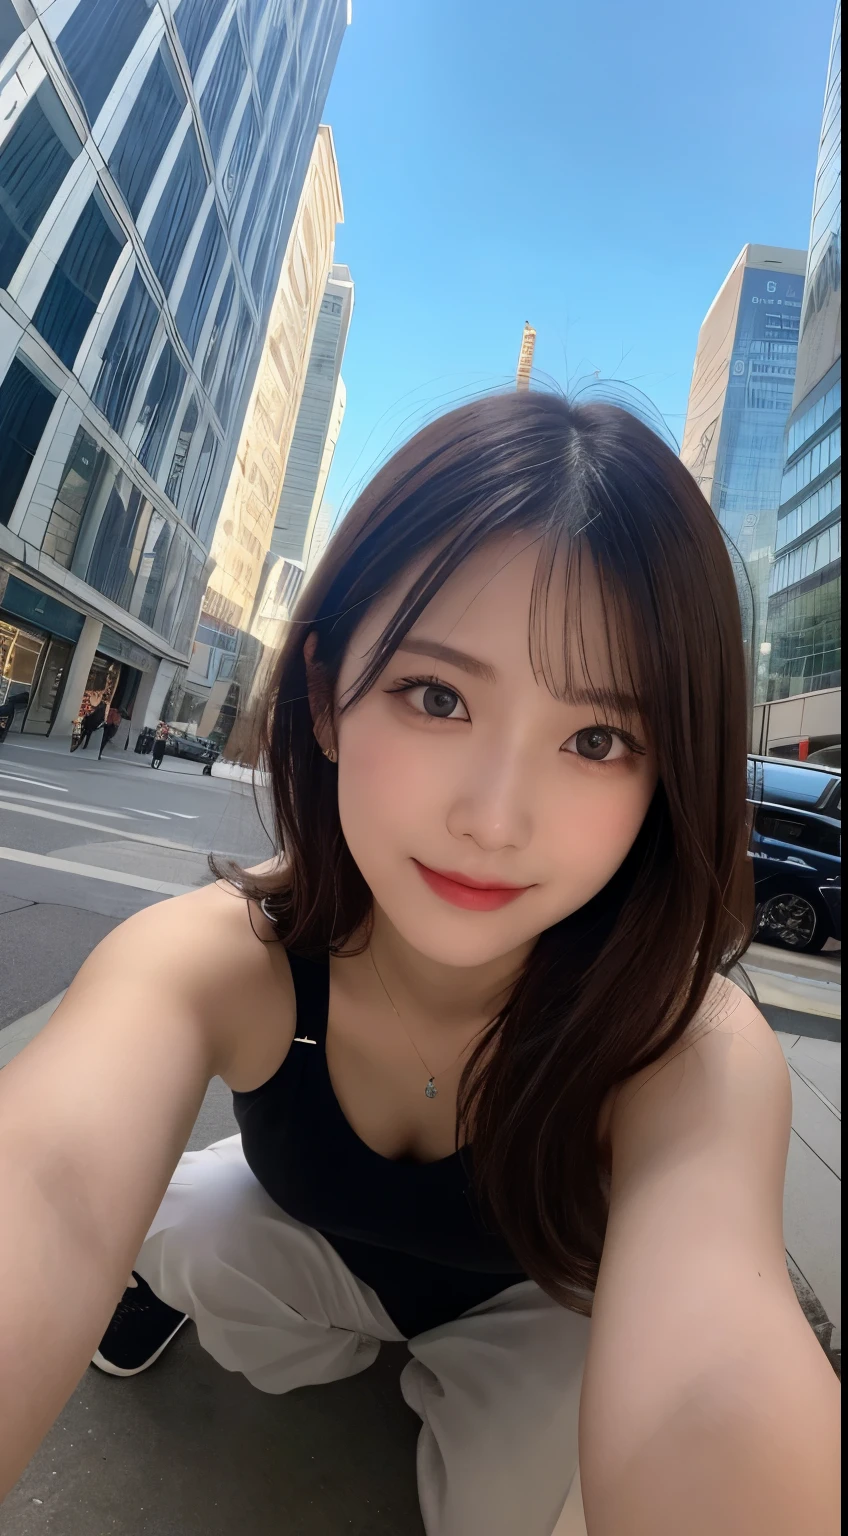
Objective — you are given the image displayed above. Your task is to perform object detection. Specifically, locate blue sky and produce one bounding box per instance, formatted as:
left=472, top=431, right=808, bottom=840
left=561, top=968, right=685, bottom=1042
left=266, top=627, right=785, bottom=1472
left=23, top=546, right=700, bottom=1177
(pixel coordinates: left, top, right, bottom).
left=322, top=0, right=836, bottom=519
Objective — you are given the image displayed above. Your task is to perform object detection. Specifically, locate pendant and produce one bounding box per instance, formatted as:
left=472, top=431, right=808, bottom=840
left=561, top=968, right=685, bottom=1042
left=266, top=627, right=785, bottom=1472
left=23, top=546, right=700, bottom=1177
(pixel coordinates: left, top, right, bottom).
left=425, top=1078, right=438, bottom=1099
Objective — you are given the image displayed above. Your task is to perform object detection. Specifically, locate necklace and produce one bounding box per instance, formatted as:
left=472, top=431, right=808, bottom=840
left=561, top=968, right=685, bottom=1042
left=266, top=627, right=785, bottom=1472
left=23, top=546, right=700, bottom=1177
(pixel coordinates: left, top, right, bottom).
left=368, top=944, right=473, bottom=1100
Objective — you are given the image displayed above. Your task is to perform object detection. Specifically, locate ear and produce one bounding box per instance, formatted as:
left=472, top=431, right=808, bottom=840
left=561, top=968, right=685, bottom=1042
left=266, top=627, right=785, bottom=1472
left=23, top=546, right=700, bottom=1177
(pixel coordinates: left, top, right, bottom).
left=303, top=632, right=335, bottom=756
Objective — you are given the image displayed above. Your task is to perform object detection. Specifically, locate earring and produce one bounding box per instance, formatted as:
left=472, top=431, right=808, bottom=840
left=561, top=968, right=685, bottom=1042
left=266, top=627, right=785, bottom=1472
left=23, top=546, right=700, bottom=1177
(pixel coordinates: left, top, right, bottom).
left=324, top=746, right=337, bottom=763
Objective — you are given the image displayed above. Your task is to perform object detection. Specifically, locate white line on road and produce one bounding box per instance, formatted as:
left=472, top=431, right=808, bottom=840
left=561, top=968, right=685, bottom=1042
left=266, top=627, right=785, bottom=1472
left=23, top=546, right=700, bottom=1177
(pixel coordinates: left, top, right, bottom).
left=0, top=788, right=133, bottom=818
left=0, top=846, right=193, bottom=896
left=0, top=798, right=196, bottom=851
left=0, top=772, right=68, bottom=791
left=121, top=806, right=171, bottom=820
left=165, top=811, right=200, bottom=819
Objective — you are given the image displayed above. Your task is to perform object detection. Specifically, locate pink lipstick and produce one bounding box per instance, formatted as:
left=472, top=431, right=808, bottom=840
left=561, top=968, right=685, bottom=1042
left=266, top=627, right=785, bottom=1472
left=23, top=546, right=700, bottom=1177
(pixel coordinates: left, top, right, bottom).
left=413, top=861, right=532, bottom=911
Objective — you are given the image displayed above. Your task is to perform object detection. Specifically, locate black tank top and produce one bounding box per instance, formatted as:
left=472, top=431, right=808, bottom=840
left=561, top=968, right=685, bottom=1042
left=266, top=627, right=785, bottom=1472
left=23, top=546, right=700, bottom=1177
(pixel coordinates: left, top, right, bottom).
left=232, top=951, right=525, bottom=1337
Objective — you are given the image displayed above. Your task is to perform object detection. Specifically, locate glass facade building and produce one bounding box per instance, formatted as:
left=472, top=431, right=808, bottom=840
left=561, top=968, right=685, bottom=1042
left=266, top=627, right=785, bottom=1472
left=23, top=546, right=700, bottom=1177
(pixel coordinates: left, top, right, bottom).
left=0, top=0, right=348, bottom=736
left=680, top=245, right=806, bottom=716
left=765, top=2, right=841, bottom=756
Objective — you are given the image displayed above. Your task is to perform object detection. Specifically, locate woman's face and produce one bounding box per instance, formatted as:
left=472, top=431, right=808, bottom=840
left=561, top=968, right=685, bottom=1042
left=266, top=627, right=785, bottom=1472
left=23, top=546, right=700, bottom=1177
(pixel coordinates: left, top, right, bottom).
left=331, top=534, right=658, bottom=969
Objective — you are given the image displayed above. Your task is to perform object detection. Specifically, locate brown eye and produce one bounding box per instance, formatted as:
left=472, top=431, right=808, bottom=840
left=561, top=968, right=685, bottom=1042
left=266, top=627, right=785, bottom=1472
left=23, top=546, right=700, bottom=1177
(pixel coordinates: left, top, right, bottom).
left=575, top=727, right=615, bottom=760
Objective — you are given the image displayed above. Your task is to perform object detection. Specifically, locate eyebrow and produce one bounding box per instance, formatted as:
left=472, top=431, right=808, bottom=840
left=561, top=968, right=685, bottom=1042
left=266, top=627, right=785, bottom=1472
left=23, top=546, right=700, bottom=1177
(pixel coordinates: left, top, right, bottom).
left=394, top=637, right=642, bottom=718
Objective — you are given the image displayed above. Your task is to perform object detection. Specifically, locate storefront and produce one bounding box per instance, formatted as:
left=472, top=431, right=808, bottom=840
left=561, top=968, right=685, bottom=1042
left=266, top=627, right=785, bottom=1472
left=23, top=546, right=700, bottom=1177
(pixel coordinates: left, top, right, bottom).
left=79, top=626, right=158, bottom=745
left=0, top=569, right=84, bottom=734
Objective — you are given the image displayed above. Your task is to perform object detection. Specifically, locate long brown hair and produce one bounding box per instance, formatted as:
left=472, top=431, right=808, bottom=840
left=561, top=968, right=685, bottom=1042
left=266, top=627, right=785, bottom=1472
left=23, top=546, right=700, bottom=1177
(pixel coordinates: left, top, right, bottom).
left=228, top=390, right=754, bottom=1312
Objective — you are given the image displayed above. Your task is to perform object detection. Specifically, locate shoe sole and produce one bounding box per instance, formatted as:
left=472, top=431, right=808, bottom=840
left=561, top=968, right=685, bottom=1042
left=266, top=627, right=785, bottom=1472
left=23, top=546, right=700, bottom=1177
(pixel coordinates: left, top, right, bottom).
left=91, top=1314, right=189, bottom=1376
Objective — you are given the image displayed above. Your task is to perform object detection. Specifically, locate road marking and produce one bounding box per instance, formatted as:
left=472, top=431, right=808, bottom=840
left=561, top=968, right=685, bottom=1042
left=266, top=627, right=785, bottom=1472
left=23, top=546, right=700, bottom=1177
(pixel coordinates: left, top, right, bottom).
left=166, top=811, right=200, bottom=819
left=0, top=799, right=196, bottom=851
left=121, top=806, right=171, bottom=820
left=0, top=771, right=67, bottom=791
left=0, top=788, right=133, bottom=818
left=0, top=846, right=194, bottom=896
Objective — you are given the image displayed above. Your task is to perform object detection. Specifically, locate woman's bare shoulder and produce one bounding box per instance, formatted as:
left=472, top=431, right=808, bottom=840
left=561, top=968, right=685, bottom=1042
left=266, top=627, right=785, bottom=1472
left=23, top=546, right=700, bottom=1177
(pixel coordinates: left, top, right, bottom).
left=90, top=876, right=296, bottom=1086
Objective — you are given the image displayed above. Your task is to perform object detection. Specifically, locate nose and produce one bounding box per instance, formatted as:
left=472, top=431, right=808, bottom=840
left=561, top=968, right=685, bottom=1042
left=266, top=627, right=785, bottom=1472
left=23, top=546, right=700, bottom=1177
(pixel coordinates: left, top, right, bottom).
left=445, top=735, right=534, bottom=853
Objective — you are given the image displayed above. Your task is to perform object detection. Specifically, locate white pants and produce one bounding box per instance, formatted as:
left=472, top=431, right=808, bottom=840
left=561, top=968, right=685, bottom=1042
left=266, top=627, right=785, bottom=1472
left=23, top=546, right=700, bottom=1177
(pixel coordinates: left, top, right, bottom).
left=136, top=1135, right=589, bottom=1536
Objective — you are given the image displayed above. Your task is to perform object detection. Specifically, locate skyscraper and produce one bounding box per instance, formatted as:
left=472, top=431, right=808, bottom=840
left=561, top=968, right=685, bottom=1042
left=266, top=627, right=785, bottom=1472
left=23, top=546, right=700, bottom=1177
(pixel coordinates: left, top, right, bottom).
left=681, top=245, right=806, bottom=715
left=170, top=124, right=345, bottom=747
left=270, top=262, right=353, bottom=563
left=763, top=3, right=841, bottom=760
left=0, top=0, right=349, bottom=740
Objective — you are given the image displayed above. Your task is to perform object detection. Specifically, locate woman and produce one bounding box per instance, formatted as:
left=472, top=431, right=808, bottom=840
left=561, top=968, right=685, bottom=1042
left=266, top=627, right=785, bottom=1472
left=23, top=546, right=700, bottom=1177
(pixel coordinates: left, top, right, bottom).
left=97, top=703, right=123, bottom=760
left=150, top=720, right=169, bottom=768
left=0, top=394, right=838, bottom=1534
left=73, top=696, right=106, bottom=751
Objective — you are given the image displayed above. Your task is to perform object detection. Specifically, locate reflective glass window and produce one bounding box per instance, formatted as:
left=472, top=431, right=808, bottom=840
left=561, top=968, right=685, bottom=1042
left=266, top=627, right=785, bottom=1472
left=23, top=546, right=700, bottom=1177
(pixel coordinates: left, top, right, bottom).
left=257, top=0, right=288, bottom=104
left=42, top=427, right=105, bottom=567
left=135, top=341, right=186, bottom=474
left=236, top=146, right=268, bottom=274
left=175, top=207, right=227, bottom=354
left=200, top=19, right=248, bottom=159
left=144, top=129, right=207, bottom=292
left=0, top=84, right=80, bottom=287
left=93, top=270, right=160, bottom=431
left=223, top=98, right=259, bottom=204
left=81, top=469, right=152, bottom=608
left=56, top=0, right=154, bottom=125
left=201, top=270, right=235, bottom=392
left=32, top=193, right=125, bottom=368
left=0, top=0, right=23, bottom=59
left=156, top=530, right=188, bottom=639
left=108, top=41, right=185, bottom=218
left=0, top=357, right=57, bottom=526
left=130, top=508, right=173, bottom=626
left=165, top=394, right=200, bottom=505
left=172, top=546, right=207, bottom=652
left=185, top=425, right=216, bottom=531
left=214, top=299, right=253, bottom=420
left=174, top=0, right=228, bottom=73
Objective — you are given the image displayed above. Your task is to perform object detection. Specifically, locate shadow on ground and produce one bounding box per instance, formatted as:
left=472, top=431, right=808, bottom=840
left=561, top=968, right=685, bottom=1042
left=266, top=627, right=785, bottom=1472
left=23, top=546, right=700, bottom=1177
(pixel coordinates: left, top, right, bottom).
left=3, top=1328, right=423, bottom=1536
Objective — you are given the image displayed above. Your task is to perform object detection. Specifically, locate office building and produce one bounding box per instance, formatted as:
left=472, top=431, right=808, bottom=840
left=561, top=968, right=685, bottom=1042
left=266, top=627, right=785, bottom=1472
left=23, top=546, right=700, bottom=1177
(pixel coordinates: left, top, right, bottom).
left=0, top=0, right=349, bottom=740
left=166, top=123, right=344, bottom=745
left=681, top=245, right=806, bottom=713
left=762, top=3, right=841, bottom=759
left=270, top=262, right=352, bottom=563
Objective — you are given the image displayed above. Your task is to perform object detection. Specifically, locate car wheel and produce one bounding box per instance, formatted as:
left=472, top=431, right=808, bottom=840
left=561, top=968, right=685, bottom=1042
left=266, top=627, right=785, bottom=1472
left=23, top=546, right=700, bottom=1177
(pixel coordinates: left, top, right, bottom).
left=756, top=891, right=830, bottom=954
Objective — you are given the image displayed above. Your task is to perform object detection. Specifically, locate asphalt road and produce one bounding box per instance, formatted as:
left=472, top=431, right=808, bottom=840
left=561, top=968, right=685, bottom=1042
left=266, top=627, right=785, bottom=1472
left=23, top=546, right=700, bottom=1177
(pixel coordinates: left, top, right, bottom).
left=0, top=734, right=275, bottom=1025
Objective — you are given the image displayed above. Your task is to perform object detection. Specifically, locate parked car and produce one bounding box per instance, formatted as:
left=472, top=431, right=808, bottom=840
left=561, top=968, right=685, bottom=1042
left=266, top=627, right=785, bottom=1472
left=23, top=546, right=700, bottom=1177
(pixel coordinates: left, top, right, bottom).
left=747, top=756, right=841, bottom=954
left=165, top=732, right=219, bottom=763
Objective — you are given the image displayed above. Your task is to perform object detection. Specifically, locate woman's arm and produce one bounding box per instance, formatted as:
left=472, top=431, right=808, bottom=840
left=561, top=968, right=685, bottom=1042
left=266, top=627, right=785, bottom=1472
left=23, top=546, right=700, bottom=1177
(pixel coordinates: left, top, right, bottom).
left=0, top=885, right=290, bottom=1498
left=579, top=982, right=840, bottom=1536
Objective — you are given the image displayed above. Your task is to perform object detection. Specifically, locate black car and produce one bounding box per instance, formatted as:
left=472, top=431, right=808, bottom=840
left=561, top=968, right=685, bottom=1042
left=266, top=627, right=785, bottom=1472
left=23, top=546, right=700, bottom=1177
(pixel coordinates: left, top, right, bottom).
left=747, top=756, right=841, bottom=953
left=165, top=733, right=219, bottom=763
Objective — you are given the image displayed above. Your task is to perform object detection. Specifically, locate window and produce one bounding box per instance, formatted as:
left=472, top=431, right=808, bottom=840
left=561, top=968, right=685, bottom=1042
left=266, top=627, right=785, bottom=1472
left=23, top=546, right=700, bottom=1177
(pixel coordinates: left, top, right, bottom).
left=769, top=522, right=842, bottom=597
left=776, top=473, right=842, bottom=551
left=144, top=129, right=207, bottom=292
left=41, top=427, right=104, bottom=567
left=93, top=270, right=159, bottom=431
left=201, top=270, right=235, bottom=392
left=787, top=380, right=841, bottom=457
left=108, top=42, right=185, bottom=218
left=200, top=19, right=248, bottom=159
left=174, top=0, right=228, bottom=73
left=0, top=0, right=23, bottom=58
left=175, top=207, right=227, bottom=354
left=165, top=394, right=199, bottom=505
left=134, top=341, right=186, bottom=474
left=214, top=299, right=253, bottom=420
left=155, top=530, right=188, bottom=639
left=130, top=508, right=172, bottom=627
left=185, top=425, right=216, bottom=532
left=0, top=358, right=57, bottom=526
left=223, top=99, right=260, bottom=204
left=236, top=146, right=269, bottom=273
left=56, top=0, right=154, bottom=125
left=172, top=546, right=207, bottom=652
left=257, top=0, right=289, bottom=104
left=0, top=84, right=80, bottom=287
left=781, top=424, right=842, bottom=501
left=80, top=469, right=152, bottom=608
left=32, top=193, right=125, bottom=369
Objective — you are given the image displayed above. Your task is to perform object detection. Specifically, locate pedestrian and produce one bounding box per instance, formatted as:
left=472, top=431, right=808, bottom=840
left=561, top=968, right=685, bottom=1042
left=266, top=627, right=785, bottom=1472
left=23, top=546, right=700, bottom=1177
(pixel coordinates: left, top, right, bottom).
left=0, top=689, right=28, bottom=745
left=150, top=720, right=169, bottom=769
left=201, top=747, right=218, bottom=777
left=97, top=704, right=123, bottom=760
left=73, top=699, right=106, bottom=752
left=1, top=394, right=839, bottom=1533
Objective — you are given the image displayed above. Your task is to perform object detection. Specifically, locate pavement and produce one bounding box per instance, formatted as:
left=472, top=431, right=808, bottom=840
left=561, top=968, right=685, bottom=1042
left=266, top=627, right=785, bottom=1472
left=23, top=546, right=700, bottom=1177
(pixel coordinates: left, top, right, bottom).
left=0, top=733, right=841, bottom=1533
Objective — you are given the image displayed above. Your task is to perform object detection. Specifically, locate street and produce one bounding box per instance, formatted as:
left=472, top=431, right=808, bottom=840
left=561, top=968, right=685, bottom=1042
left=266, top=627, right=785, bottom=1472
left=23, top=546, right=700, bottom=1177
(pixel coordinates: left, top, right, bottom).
left=0, top=734, right=840, bottom=1536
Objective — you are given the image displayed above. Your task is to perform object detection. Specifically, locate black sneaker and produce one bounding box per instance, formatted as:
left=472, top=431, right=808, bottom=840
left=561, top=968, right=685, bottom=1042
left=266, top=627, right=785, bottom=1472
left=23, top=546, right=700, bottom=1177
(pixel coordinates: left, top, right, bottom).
left=92, top=1273, right=188, bottom=1376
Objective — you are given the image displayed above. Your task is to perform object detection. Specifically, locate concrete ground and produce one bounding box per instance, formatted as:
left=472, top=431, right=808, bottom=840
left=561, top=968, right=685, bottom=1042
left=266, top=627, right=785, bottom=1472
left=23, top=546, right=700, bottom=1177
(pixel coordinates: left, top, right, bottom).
left=0, top=734, right=841, bottom=1531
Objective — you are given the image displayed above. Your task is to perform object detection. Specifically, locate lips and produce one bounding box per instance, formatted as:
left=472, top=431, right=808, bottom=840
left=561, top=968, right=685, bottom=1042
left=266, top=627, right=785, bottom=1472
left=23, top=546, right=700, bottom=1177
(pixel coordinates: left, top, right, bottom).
left=412, top=860, right=532, bottom=911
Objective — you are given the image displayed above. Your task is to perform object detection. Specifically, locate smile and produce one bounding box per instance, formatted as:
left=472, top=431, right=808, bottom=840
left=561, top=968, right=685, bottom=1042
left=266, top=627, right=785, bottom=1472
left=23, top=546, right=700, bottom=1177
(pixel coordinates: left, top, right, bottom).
left=412, top=861, right=533, bottom=911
